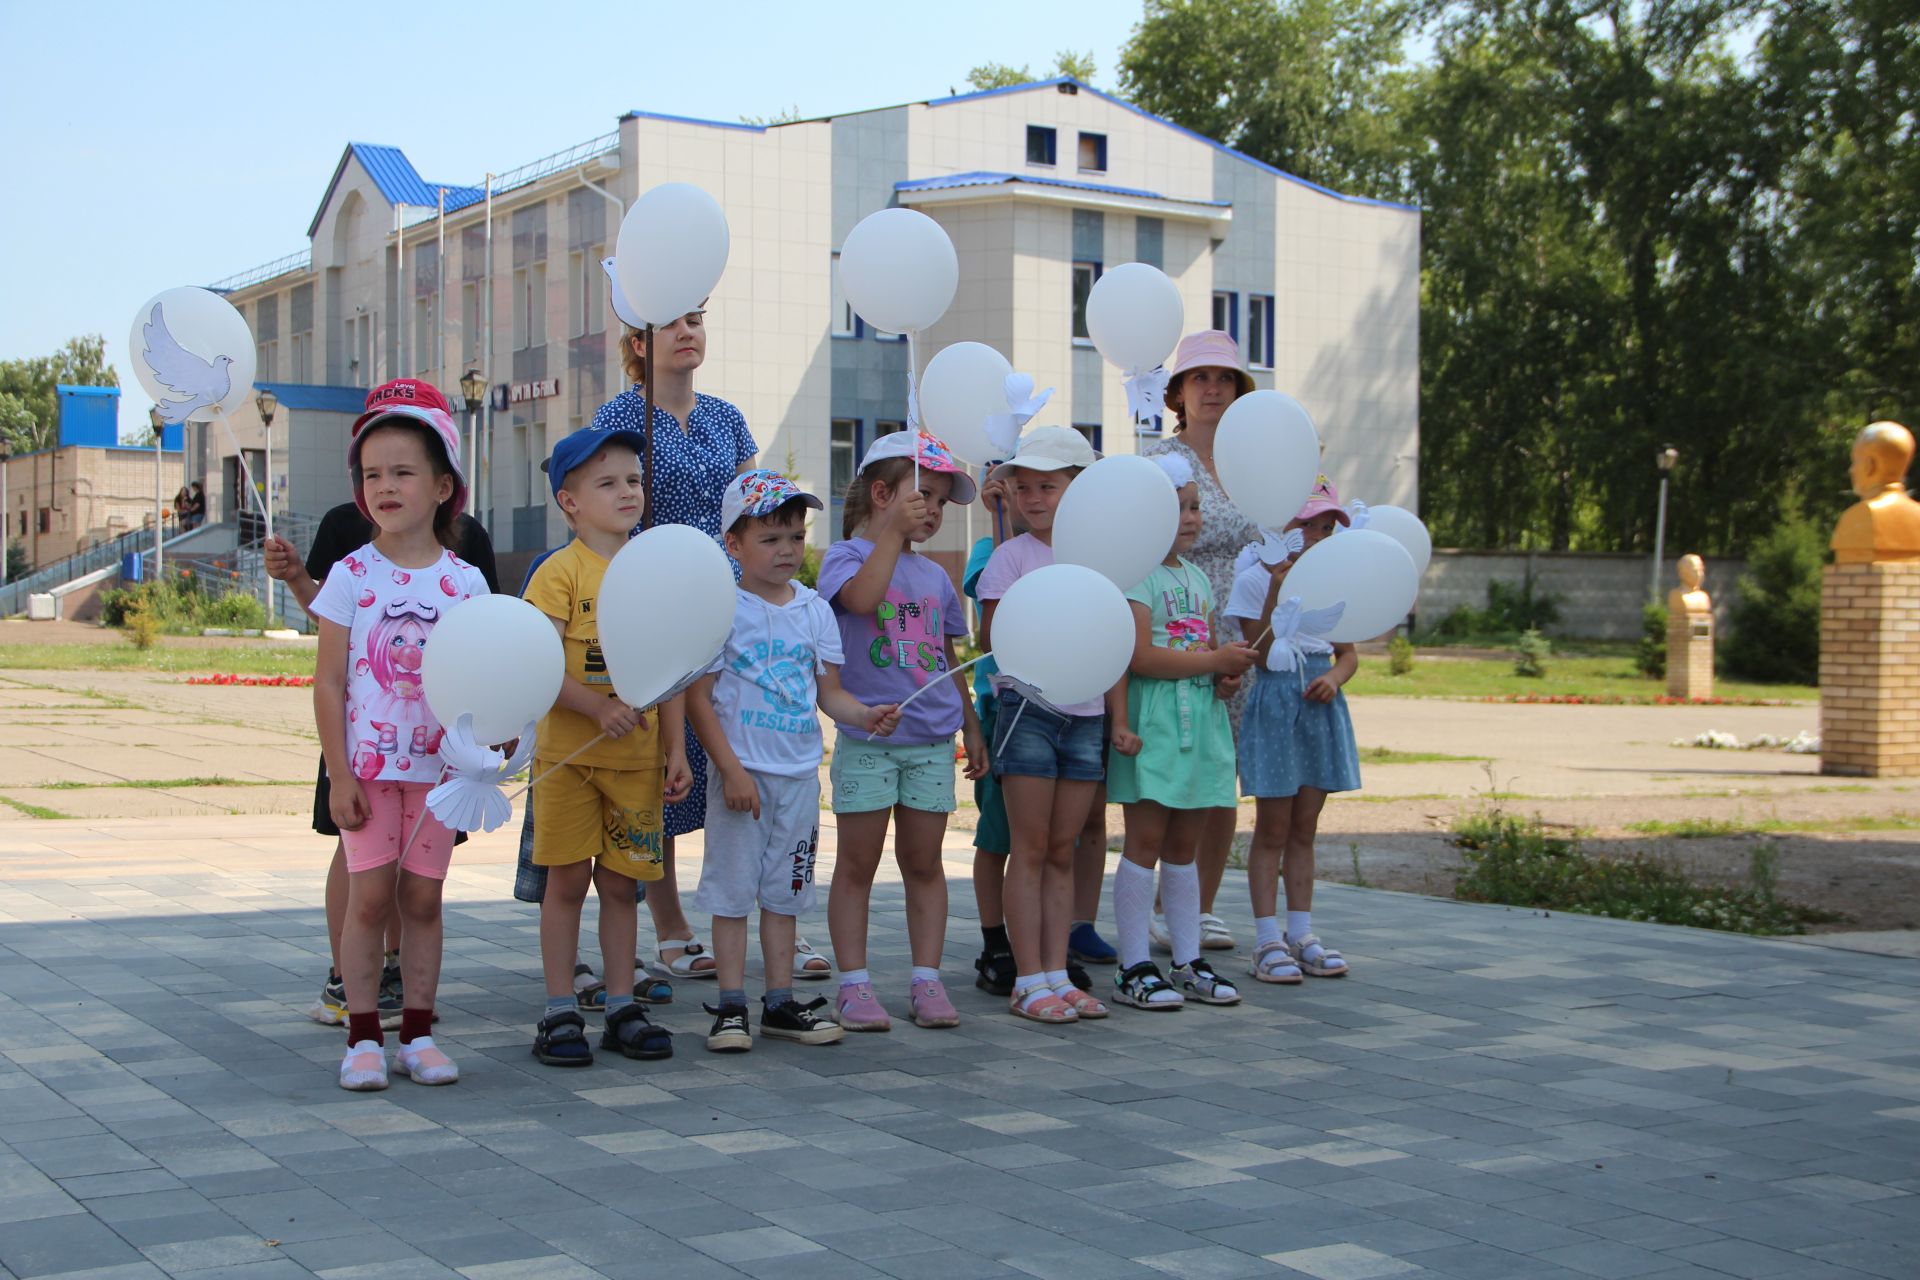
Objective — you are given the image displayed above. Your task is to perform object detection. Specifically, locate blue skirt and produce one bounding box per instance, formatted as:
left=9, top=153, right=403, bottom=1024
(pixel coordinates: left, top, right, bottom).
left=1239, top=652, right=1361, bottom=799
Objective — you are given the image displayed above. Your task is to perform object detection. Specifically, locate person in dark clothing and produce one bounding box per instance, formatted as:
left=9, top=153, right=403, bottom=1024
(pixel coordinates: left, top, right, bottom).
left=265, top=502, right=500, bottom=1026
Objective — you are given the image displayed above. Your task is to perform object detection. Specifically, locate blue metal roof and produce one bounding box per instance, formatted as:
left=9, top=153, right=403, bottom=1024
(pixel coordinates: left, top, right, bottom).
left=307, top=143, right=484, bottom=237
left=895, top=170, right=1231, bottom=208
left=256, top=382, right=368, bottom=415
left=924, top=77, right=1418, bottom=214
left=618, top=108, right=767, bottom=133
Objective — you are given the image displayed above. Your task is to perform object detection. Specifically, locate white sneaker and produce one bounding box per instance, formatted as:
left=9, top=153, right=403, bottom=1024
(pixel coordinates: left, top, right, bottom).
left=338, top=1040, right=389, bottom=1091
left=1148, top=915, right=1172, bottom=952
left=394, top=1036, right=459, bottom=1085
left=1199, top=912, right=1236, bottom=951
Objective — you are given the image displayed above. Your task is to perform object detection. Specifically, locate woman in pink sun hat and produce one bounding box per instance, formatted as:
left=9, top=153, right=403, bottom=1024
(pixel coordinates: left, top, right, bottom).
left=1143, top=330, right=1259, bottom=954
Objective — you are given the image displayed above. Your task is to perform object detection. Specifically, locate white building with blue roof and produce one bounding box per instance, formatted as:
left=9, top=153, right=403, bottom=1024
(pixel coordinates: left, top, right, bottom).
left=202, top=77, right=1418, bottom=572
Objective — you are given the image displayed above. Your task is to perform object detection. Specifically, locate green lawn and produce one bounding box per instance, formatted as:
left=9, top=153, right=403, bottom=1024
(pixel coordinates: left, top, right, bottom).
left=1629, top=813, right=1920, bottom=838
left=0, top=642, right=316, bottom=676
left=1348, top=650, right=1817, bottom=703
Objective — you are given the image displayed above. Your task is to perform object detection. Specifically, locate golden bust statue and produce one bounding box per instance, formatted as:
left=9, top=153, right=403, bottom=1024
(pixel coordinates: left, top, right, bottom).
left=1668, top=554, right=1710, bottom=615
left=1832, top=421, right=1920, bottom=564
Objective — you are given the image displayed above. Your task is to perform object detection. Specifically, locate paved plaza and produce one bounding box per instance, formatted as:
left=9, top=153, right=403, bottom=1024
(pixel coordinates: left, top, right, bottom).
left=2, top=808, right=1917, bottom=1280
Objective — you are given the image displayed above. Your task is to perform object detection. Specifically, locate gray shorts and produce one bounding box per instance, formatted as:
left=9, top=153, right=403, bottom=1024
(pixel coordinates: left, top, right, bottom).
left=696, top=770, right=820, bottom=918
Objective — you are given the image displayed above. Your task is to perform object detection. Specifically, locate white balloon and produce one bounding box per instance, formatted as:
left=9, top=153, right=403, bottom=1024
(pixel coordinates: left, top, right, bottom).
left=1053, top=456, right=1180, bottom=591
left=992, top=564, right=1134, bottom=707
left=1284, top=529, right=1419, bottom=642
left=1214, top=391, right=1322, bottom=527
left=1085, top=263, right=1184, bottom=373
left=920, top=342, right=1012, bottom=462
left=598, top=524, right=737, bottom=710
left=614, top=183, right=731, bottom=326
left=128, top=287, right=257, bottom=424
left=838, top=208, right=958, bottom=334
left=422, top=595, right=565, bottom=744
left=1358, top=504, right=1432, bottom=577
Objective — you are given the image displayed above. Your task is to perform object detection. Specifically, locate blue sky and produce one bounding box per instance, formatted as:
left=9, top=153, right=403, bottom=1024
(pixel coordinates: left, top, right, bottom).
left=0, top=1, right=1144, bottom=440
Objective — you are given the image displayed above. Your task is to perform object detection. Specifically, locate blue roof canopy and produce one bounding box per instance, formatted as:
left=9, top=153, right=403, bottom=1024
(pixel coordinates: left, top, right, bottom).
left=255, top=382, right=368, bottom=415
left=308, top=143, right=484, bottom=237
left=895, top=170, right=1231, bottom=207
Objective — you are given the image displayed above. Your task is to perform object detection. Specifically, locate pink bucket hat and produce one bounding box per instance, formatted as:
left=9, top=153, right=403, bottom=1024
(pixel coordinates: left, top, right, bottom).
left=1287, top=475, right=1351, bottom=530
left=1167, top=330, right=1255, bottom=399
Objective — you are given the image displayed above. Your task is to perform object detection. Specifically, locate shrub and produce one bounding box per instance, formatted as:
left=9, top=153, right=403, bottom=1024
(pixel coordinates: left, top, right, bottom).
left=1387, top=632, right=1416, bottom=675
left=796, top=544, right=821, bottom=589
left=1721, top=514, right=1823, bottom=685
left=1637, top=602, right=1668, bottom=679
left=202, top=593, right=269, bottom=630
left=124, top=601, right=161, bottom=650
left=101, top=578, right=266, bottom=634
left=1426, top=573, right=1565, bottom=641
left=1513, top=628, right=1550, bottom=678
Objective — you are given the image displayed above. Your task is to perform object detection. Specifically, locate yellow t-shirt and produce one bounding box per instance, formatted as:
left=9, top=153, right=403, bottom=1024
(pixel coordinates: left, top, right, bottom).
left=524, top=539, right=661, bottom=770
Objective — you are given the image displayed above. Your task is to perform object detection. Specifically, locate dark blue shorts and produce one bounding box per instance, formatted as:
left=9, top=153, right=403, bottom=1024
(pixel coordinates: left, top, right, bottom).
left=988, top=690, right=1105, bottom=783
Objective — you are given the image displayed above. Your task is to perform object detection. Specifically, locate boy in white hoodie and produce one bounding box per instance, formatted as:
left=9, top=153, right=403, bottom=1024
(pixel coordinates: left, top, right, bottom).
left=685, top=471, right=900, bottom=1051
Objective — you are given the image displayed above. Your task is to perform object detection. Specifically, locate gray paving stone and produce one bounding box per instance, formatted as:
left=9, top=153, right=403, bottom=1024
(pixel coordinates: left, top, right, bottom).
left=0, top=1213, right=146, bottom=1278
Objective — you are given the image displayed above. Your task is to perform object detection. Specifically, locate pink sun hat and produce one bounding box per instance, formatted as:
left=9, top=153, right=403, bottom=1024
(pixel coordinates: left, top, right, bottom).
left=1287, top=475, right=1352, bottom=530
left=1167, top=330, right=1255, bottom=398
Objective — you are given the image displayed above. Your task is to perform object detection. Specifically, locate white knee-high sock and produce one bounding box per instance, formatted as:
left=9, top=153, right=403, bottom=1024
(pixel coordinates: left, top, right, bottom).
left=1114, top=860, right=1156, bottom=969
left=1163, top=861, right=1202, bottom=967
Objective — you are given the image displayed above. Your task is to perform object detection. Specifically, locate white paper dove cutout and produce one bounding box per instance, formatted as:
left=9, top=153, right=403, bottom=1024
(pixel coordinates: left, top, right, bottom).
left=984, top=372, right=1053, bottom=457
left=1257, top=527, right=1306, bottom=566
left=601, top=257, right=646, bottom=330
left=1265, top=596, right=1345, bottom=674
left=1346, top=499, right=1370, bottom=530
left=142, top=302, right=235, bottom=425
left=426, top=714, right=539, bottom=833
left=1123, top=365, right=1172, bottom=424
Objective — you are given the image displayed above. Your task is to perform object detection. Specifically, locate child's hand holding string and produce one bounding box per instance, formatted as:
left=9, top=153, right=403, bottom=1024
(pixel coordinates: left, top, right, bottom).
left=596, top=698, right=645, bottom=740
left=1211, top=641, right=1258, bottom=677
left=866, top=703, right=902, bottom=737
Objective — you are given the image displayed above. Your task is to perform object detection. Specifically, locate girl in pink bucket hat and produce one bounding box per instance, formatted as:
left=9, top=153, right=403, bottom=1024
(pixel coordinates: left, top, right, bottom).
left=1220, top=474, right=1360, bottom=983
left=1143, top=331, right=1258, bottom=953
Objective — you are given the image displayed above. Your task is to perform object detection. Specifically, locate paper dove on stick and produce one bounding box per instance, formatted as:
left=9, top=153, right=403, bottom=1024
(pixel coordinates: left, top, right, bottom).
left=1346, top=499, right=1370, bottom=530
left=1123, top=365, right=1171, bottom=425
left=426, top=714, right=539, bottom=834
left=141, top=302, right=234, bottom=425
left=983, top=372, right=1053, bottom=457
left=1265, top=595, right=1345, bottom=674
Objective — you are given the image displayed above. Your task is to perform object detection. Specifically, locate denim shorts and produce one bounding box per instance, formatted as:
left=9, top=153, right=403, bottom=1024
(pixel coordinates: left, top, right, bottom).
left=988, top=689, right=1106, bottom=783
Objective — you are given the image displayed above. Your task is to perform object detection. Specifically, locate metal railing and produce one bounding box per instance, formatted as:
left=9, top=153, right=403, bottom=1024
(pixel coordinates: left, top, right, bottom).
left=167, top=511, right=325, bottom=632
left=208, top=249, right=313, bottom=293
left=0, top=519, right=181, bottom=618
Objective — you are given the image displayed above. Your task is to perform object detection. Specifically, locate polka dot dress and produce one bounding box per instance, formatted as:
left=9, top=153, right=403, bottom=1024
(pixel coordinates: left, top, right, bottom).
left=1239, top=651, right=1362, bottom=799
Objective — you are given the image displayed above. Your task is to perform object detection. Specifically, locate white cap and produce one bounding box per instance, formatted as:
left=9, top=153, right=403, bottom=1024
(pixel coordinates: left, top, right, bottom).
left=988, top=425, right=1099, bottom=482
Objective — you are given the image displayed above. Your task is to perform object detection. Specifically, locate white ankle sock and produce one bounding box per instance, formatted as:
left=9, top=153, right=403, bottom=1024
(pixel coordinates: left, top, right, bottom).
left=1015, top=972, right=1049, bottom=1010
left=1286, top=911, right=1312, bottom=942
left=1114, top=860, right=1155, bottom=969
left=839, top=968, right=871, bottom=988
left=1255, top=915, right=1283, bottom=949
left=1044, top=969, right=1070, bottom=989
left=910, top=966, right=939, bottom=984
left=1163, top=862, right=1202, bottom=967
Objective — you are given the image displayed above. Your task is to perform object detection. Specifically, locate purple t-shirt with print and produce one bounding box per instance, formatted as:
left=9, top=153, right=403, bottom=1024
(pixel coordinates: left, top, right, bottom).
left=817, top=537, right=969, bottom=745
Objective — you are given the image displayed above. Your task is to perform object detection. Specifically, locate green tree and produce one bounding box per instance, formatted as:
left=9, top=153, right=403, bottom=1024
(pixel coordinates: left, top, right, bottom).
left=1720, top=512, right=1824, bottom=685
left=966, top=49, right=1099, bottom=91
left=0, top=335, right=119, bottom=455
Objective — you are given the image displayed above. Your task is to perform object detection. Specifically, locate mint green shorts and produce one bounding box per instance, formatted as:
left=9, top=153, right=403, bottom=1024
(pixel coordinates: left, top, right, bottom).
left=830, top=738, right=957, bottom=815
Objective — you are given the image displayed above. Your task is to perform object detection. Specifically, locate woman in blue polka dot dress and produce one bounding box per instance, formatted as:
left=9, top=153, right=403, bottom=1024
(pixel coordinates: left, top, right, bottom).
left=1223, top=478, right=1361, bottom=987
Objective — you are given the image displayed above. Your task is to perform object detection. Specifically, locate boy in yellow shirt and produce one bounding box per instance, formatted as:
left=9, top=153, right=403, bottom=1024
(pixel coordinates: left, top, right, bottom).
left=525, top=426, right=689, bottom=1066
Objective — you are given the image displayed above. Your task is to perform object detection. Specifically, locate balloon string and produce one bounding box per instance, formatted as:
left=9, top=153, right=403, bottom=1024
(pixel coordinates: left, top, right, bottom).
left=504, top=732, right=609, bottom=804
left=893, top=652, right=990, bottom=717
left=214, top=412, right=270, bottom=524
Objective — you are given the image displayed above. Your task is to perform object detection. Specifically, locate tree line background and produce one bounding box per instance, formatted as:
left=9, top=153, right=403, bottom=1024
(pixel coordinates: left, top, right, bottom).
left=998, top=0, right=1914, bottom=558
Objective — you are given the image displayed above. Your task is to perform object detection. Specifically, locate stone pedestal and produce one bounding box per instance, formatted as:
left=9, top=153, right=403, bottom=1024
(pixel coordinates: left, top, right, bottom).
left=1820, top=561, right=1920, bottom=776
left=1666, top=610, right=1714, bottom=700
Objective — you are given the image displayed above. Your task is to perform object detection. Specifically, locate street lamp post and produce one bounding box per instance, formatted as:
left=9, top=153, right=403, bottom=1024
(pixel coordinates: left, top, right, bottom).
left=460, top=369, right=486, bottom=503
left=1650, top=445, right=1679, bottom=602
left=255, top=389, right=279, bottom=621
left=148, top=406, right=165, bottom=583
left=0, top=439, right=10, bottom=588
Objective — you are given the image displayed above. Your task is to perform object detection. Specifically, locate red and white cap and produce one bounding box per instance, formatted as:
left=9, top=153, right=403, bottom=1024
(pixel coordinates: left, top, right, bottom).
left=347, top=378, right=468, bottom=521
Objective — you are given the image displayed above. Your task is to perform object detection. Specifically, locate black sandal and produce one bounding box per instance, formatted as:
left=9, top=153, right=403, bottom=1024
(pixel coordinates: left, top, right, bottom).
left=974, top=948, right=1015, bottom=996
left=602, top=1003, right=674, bottom=1060
left=533, top=1009, right=593, bottom=1067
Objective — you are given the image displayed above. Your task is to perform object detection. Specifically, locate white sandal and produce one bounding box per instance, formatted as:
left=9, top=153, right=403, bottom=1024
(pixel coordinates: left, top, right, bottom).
left=793, top=935, right=833, bottom=981
left=1248, top=940, right=1304, bottom=985
left=1286, top=933, right=1348, bottom=978
left=1199, top=912, right=1236, bottom=951
left=655, top=937, right=717, bottom=979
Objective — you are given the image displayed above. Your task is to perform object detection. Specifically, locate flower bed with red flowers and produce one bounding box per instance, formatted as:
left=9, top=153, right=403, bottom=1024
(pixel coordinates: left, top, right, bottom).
left=1482, top=693, right=1797, bottom=707
left=186, top=674, right=316, bottom=687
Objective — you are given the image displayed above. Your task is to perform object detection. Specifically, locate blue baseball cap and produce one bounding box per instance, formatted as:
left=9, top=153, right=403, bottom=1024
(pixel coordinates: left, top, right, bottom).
left=543, top=426, right=646, bottom=498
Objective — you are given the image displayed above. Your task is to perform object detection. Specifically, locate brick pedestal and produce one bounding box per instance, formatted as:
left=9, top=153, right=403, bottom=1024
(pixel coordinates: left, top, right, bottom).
left=1667, top=611, right=1714, bottom=700
left=1820, top=561, right=1920, bottom=776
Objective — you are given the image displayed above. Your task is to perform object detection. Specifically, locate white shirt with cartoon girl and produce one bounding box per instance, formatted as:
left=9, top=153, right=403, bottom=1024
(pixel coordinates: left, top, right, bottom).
left=311, top=542, right=491, bottom=784
left=703, top=582, right=845, bottom=779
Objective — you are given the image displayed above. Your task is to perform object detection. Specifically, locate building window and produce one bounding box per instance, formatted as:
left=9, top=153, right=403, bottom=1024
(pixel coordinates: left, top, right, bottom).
left=38, top=508, right=51, bottom=534
left=1212, top=291, right=1239, bottom=340
left=1078, top=132, right=1107, bottom=172
left=462, top=284, right=480, bottom=363
left=1071, top=260, right=1101, bottom=341
left=1026, top=125, right=1057, bottom=166
left=1249, top=294, right=1275, bottom=369
left=871, top=324, right=905, bottom=342
left=1072, top=423, right=1103, bottom=453
left=830, top=253, right=861, bottom=338
left=830, top=418, right=859, bottom=502
left=414, top=297, right=432, bottom=373
left=567, top=249, right=605, bottom=339
left=875, top=419, right=905, bottom=438
left=291, top=332, right=309, bottom=382
left=1135, top=216, right=1163, bottom=269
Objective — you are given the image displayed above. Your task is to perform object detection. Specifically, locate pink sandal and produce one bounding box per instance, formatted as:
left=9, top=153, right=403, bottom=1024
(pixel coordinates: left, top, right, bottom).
left=1009, top=982, right=1078, bottom=1023
left=1054, top=983, right=1109, bottom=1020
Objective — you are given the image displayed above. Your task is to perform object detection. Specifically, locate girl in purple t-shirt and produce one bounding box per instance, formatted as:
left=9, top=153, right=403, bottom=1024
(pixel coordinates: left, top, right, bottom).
left=816, top=431, right=985, bottom=1032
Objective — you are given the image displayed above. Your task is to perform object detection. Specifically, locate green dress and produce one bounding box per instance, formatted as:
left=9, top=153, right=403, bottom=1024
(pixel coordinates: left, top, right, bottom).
left=1105, top=558, right=1238, bottom=809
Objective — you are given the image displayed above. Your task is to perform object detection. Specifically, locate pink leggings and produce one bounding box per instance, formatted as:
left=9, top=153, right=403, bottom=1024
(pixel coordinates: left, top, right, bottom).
left=339, top=782, right=455, bottom=879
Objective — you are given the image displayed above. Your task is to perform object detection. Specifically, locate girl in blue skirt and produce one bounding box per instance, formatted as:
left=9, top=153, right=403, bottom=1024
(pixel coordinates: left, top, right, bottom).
left=1223, top=478, right=1361, bottom=983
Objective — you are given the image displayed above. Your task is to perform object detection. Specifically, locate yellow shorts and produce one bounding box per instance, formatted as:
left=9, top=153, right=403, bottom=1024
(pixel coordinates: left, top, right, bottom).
left=531, top=762, right=665, bottom=881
